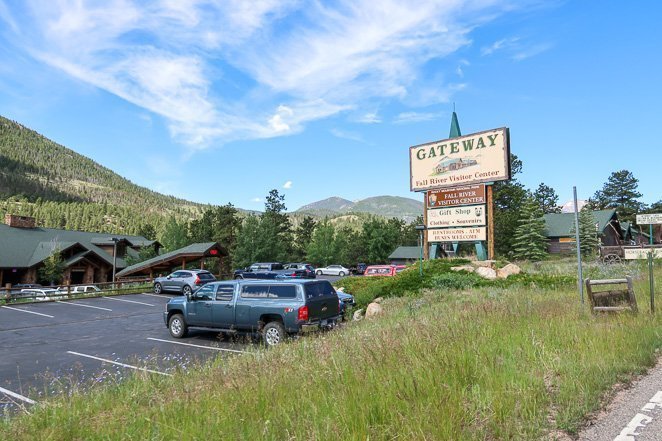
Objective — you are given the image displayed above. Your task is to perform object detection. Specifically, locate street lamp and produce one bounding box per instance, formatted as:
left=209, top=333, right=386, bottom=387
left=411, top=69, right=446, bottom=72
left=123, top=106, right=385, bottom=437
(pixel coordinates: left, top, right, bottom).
left=110, top=237, right=119, bottom=288
left=415, top=225, right=426, bottom=277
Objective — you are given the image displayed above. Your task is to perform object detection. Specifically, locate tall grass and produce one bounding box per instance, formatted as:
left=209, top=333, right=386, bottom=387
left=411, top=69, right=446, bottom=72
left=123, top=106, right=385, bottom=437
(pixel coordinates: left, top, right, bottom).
left=2, top=263, right=661, bottom=440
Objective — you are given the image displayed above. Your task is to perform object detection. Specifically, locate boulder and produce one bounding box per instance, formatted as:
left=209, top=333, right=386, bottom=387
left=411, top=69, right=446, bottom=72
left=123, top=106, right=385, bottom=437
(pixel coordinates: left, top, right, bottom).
left=497, top=263, right=521, bottom=279
left=352, top=309, right=364, bottom=321
left=373, top=297, right=384, bottom=304
left=365, top=302, right=383, bottom=319
left=475, top=266, right=497, bottom=280
left=472, top=260, right=496, bottom=269
left=451, top=265, right=475, bottom=273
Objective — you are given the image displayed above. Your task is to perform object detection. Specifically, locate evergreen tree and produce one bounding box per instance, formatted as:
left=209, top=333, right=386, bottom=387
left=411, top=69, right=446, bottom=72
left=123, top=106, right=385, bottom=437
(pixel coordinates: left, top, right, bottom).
left=38, top=246, right=65, bottom=286
left=160, top=218, right=189, bottom=252
left=571, top=208, right=600, bottom=257
left=306, top=219, right=336, bottom=266
left=233, top=215, right=261, bottom=269
left=256, top=189, right=293, bottom=262
left=590, top=170, right=644, bottom=223
left=493, top=154, right=529, bottom=256
left=511, top=197, right=548, bottom=261
left=137, top=223, right=157, bottom=241
left=293, top=216, right=317, bottom=261
left=533, top=183, right=561, bottom=214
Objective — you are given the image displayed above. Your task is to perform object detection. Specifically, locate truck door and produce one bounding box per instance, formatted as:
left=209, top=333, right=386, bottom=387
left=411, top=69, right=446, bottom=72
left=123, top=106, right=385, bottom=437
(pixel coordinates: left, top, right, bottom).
left=211, top=283, right=236, bottom=328
left=187, top=284, right=215, bottom=326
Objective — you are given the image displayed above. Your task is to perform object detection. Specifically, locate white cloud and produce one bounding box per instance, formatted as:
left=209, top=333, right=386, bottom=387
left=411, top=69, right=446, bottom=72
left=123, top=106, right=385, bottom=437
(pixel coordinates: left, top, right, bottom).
left=283, top=181, right=293, bottom=189
left=512, top=43, right=552, bottom=61
left=251, top=197, right=262, bottom=203
left=481, top=37, right=520, bottom=56
left=5, top=0, right=527, bottom=149
left=356, top=112, right=381, bottom=124
left=393, top=111, right=442, bottom=124
left=330, top=128, right=365, bottom=143
left=481, top=37, right=551, bottom=61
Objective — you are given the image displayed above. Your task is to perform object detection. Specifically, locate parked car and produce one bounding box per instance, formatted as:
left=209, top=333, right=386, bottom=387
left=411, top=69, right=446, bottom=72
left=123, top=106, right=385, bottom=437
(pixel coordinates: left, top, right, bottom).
left=153, top=270, right=216, bottom=296
left=163, top=279, right=341, bottom=347
left=349, top=263, right=367, bottom=275
left=284, top=263, right=316, bottom=279
left=18, top=288, right=59, bottom=300
left=335, top=288, right=355, bottom=319
left=364, top=265, right=405, bottom=277
left=69, top=285, right=101, bottom=294
left=233, top=263, right=307, bottom=280
left=315, top=265, right=350, bottom=277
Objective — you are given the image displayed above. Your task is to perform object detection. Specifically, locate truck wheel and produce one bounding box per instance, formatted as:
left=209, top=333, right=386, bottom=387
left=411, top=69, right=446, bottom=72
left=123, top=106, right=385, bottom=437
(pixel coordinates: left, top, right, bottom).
left=169, top=314, right=188, bottom=338
left=262, top=321, right=286, bottom=347
left=182, top=285, right=192, bottom=296
left=234, top=275, right=243, bottom=280
left=154, top=283, right=162, bottom=294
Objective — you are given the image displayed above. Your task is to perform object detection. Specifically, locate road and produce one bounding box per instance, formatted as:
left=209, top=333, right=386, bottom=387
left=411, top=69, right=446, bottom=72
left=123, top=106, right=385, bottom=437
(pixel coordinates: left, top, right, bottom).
left=0, top=293, right=249, bottom=416
left=579, top=357, right=662, bottom=441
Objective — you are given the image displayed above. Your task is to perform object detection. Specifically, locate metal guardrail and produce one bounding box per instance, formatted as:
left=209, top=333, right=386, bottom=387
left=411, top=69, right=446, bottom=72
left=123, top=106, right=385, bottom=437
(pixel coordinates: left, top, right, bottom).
left=2, top=278, right=154, bottom=305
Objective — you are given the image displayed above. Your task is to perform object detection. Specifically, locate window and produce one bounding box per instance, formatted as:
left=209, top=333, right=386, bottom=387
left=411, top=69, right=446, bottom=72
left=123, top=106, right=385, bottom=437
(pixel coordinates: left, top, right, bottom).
left=198, top=272, right=215, bottom=280
left=241, top=285, right=270, bottom=298
left=216, top=284, right=234, bottom=301
left=195, top=285, right=215, bottom=301
left=268, top=285, right=297, bottom=299
left=304, top=282, right=336, bottom=299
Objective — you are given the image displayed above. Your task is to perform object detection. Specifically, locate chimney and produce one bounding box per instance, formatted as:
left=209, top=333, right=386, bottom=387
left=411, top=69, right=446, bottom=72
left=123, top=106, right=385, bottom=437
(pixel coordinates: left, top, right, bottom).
left=5, top=214, right=36, bottom=229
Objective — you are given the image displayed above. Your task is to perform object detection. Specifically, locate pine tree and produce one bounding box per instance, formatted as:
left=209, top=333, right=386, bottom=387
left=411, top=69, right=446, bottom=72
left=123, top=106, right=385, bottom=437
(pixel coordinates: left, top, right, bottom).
left=591, top=170, right=644, bottom=223
left=493, top=154, right=529, bottom=256
left=511, top=197, right=548, bottom=261
left=38, top=247, right=65, bottom=286
left=533, top=183, right=561, bottom=213
left=306, top=219, right=336, bottom=266
left=233, top=215, right=261, bottom=269
left=572, top=208, right=600, bottom=257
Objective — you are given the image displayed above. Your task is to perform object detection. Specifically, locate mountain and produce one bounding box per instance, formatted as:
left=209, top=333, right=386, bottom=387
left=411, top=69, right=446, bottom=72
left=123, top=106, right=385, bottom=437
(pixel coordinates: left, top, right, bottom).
left=296, top=195, right=423, bottom=221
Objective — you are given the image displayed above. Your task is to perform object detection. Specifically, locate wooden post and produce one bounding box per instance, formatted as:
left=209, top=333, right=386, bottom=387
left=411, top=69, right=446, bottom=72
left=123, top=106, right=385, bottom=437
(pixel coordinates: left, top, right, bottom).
left=200, top=259, right=205, bottom=270
left=423, top=191, right=429, bottom=260
left=182, top=258, right=186, bottom=270
left=487, top=185, right=495, bottom=260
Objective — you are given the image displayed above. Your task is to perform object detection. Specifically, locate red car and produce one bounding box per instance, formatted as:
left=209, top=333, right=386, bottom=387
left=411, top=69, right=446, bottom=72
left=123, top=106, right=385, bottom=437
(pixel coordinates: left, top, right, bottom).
left=363, top=265, right=406, bottom=276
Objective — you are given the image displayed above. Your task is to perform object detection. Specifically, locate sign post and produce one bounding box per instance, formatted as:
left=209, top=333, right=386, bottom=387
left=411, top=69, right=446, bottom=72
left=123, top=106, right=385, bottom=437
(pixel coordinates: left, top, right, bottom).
left=636, top=214, right=661, bottom=314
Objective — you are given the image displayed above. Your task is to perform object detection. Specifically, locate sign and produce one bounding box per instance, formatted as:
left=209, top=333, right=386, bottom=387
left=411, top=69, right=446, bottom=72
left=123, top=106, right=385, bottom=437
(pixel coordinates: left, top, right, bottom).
left=636, top=213, right=662, bottom=225
left=428, top=227, right=486, bottom=242
left=427, top=205, right=486, bottom=228
left=410, top=127, right=510, bottom=191
left=427, top=185, right=485, bottom=208
left=624, top=248, right=662, bottom=260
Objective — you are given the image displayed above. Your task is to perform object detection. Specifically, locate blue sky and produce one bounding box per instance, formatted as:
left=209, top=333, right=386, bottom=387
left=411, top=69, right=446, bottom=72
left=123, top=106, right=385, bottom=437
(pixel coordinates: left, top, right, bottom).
left=0, top=1, right=659, bottom=211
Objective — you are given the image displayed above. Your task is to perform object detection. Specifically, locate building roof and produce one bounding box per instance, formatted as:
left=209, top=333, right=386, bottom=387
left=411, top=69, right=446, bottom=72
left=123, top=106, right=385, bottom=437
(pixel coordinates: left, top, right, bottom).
left=543, top=209, right=617, bottom=237
left=388, top=246, right=421, bottom=260
left=449, top=111, right=461, bottom=138
left=116, top=242, right=226, bottom=277
left=0, top=223, right=151, bottom=269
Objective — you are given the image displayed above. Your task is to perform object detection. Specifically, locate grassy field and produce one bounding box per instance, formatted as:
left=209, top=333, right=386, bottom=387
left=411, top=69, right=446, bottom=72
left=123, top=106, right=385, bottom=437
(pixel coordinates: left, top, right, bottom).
left=1, top=259, right=661, bottom=440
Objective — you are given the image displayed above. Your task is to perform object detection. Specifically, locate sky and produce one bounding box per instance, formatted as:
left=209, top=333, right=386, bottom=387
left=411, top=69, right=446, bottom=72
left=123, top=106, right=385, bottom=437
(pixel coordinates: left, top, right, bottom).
left=0, top=0, right=659, bottom=212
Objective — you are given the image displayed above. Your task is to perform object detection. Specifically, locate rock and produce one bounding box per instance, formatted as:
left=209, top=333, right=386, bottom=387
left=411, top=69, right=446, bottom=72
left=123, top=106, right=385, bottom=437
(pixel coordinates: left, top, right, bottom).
left=352, top=309, right=364, bottom=321
left=373, top=297, right=384, bottom=304
left=475, top=266, right=497, bottom=280
left=472, top=260, right=496, bottom=269
left=451, top=265, right=475, bottom=273
left=365, top=302, right=383, bottom=319
left=497, top=263, right=521, bottom=279
left=336, top=287, right=345, bottom=292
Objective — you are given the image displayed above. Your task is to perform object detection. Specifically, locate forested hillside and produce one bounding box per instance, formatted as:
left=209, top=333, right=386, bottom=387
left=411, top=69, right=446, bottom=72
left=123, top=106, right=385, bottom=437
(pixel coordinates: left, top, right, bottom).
left=0, top=116, right=201, bottom=213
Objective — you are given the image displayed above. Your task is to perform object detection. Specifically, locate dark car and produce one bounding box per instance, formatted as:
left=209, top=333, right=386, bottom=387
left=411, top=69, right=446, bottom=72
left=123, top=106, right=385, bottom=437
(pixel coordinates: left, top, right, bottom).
left=284, top=263, right=316, bottom=279
left=350, top=263, right=367, bottom=275
left=234, top=263, right=307, bottom=280
left=153, top=270, right=216, bottom=296
left=335, top=289, right=355, bottom=319
left=164, top=279, right=341, bottom=347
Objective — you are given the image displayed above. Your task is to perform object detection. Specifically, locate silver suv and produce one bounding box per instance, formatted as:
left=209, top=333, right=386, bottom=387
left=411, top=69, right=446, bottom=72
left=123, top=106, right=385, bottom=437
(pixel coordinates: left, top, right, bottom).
left=153, top=270, right=216, bottom=295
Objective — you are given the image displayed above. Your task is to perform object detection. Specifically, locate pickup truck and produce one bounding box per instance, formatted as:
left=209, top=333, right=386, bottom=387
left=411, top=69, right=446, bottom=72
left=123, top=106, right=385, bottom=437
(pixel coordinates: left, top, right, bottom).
left=164, top=279, right=341, bottom=347
left=233, top=262, right=307, bottom=280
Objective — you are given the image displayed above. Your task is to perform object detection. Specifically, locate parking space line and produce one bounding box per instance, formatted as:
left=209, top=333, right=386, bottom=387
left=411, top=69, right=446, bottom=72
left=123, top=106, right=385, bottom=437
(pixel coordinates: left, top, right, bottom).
left=139, top=293, right=175, bottom=298
left=147, top=337, right=246, bottom=353
left=102, top=296, right=155, bottom=306
left=55, top=301, right=112, bottom=311
left=66, top=351, right=171, bottom=376
left=0, top=386, right=37, bottom=405
left=1, top=305, right=55, bottom=318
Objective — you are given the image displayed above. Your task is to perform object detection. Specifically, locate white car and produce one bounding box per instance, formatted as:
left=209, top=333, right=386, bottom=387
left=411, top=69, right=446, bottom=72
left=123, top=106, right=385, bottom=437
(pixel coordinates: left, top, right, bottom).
left=19, top=288, right=59, bottom=300
left=315, top=265, right=350, bottom=277
left=69, top=285, right=101, bottom=294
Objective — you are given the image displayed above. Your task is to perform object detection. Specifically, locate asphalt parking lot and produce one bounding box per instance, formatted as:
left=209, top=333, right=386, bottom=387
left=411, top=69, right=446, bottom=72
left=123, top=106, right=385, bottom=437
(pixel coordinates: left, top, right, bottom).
left=0, top=292, right=249, bottom=416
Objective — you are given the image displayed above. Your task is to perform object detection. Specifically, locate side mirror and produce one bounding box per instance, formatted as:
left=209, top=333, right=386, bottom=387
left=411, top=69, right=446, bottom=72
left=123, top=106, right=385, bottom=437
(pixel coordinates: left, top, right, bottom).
left=186, top=292, right=192, bottom=301
left=166, top=275, right=172, bottom=279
